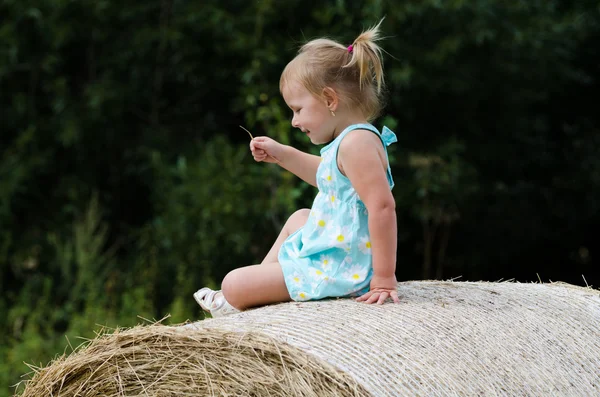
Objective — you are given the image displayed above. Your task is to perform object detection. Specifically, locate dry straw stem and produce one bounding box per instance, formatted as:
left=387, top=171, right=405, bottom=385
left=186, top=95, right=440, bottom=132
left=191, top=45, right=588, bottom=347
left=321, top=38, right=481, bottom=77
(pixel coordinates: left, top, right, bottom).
left=240, top=125, right=281, bottom=164
left=240, top=125, right=255, bottom=140
left=18, top=281, right=600, bottom=396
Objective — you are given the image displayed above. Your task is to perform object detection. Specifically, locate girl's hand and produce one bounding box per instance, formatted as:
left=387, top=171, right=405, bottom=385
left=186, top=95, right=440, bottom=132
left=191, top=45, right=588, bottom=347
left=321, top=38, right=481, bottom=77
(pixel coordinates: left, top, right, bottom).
left=356, top=274, right=400, bottom=304
left=250, top=136, right=284, bottom=164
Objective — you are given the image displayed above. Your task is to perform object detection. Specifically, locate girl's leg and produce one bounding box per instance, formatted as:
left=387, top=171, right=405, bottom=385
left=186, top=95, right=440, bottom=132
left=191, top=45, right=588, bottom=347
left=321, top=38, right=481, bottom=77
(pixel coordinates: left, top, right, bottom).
left=221, top=262, right=291, bottom=310
left=261, top=208, right=310, bottom=264
left=205, top=209, right=308, bottom=312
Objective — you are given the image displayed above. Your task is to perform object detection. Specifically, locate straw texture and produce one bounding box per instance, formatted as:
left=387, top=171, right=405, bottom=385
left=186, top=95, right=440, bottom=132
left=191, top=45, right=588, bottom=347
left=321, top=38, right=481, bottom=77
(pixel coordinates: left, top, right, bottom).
left=18, top=281, right=600, bottom=396
left=188, top=281, right=600, bottom=396
left=18, top=325, right=368, bottom=396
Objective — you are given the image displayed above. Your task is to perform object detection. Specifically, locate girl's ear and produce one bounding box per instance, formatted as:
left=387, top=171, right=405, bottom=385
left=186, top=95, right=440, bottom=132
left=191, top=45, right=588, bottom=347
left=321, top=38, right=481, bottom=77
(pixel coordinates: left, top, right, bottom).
left=322, top=87, right=339, bottom=112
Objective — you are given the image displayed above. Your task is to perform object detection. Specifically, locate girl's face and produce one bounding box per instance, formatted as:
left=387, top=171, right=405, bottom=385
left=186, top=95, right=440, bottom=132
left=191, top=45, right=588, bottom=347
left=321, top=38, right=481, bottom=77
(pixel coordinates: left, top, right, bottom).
left=281, top=81, right=336, bottom=145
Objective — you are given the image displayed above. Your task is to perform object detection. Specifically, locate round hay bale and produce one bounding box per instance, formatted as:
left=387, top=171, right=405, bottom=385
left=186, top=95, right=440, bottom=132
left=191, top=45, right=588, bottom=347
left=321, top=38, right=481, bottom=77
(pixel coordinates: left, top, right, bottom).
left=17, top=326, right=368, bottom=396
left=18, top=281, right=600, bottom=396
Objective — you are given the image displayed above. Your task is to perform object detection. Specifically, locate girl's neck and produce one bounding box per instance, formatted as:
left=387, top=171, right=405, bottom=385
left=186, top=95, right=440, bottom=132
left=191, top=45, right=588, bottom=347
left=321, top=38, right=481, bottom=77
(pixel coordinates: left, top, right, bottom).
left=332, top=116, right=370, bottom=139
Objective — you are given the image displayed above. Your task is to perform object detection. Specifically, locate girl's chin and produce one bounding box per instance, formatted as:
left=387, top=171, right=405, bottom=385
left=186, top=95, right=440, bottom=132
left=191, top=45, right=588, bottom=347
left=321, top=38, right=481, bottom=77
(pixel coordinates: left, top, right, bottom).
left=306, top=133, right=321, bottom=144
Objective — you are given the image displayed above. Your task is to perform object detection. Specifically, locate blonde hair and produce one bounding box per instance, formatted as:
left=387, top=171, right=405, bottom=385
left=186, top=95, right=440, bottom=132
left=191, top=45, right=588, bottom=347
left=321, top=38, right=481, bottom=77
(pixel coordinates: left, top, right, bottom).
left=280, top=19, right=386, bottom=121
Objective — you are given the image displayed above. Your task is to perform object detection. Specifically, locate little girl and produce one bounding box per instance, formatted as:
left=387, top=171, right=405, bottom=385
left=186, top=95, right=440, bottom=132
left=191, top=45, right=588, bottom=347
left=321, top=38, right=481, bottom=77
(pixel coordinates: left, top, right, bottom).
left=194, top=20, right=400, bottom=317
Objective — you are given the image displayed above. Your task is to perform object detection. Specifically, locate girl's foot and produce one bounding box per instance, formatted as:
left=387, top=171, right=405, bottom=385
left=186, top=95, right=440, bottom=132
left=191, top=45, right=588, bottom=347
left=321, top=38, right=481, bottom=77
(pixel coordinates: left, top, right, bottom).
left=193, top=287, right=240, bottom=317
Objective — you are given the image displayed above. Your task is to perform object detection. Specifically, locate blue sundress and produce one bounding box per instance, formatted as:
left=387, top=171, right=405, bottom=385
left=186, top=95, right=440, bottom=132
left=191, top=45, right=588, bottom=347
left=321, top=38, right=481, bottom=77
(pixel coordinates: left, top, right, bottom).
left=278, top=123, right=397, bottom=301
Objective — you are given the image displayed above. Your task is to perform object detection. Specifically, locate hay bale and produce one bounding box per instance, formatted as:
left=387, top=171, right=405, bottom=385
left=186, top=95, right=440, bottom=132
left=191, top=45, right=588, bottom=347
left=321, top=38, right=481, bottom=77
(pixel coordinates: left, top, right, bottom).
left=18, top=326, right=367, bottom=396
left=19, top=281, right=600, bottom=396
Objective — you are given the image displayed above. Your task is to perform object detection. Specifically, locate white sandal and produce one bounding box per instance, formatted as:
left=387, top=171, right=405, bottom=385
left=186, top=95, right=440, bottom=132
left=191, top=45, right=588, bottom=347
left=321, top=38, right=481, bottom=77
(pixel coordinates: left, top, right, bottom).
left=193, top=287, right=240, bottom=317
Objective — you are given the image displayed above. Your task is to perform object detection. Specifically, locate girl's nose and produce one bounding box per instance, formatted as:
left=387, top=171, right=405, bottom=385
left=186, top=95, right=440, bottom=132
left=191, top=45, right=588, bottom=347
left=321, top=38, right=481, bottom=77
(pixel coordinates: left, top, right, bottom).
left=291, top=115, right=300, bottom=128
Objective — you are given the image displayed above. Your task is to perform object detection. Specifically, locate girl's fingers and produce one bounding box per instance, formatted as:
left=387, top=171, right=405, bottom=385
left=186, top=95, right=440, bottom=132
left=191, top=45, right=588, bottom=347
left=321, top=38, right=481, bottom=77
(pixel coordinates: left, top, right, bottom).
left=357, top=289, right=399, bottom=304
left=377, top=291, right=389, bottom=305
left=252, top=137, right=267, bottom=148
left=365, top=293, right=380, bottom=304
left=355, top=292, right=370, bottom=302
left=250, top=140, right=263, bottom=151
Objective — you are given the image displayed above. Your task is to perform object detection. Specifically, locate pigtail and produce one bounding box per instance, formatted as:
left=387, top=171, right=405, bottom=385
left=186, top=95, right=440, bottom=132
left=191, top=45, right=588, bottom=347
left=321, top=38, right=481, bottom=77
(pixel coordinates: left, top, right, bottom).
left=280, top=18, right=387, bottom=121
left=344, top=19, right=385, bottom=93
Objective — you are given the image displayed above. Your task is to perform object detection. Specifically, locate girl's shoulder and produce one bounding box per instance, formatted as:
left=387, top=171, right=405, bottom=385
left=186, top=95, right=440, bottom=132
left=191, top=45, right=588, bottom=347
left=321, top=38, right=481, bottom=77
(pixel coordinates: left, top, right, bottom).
left=336, top=124, right=397, bottom=160
left=335, top=125, right=396, bottom=189
left=336, top=129, right=386, bottom=179
left=338, top=128, right=386, bottom=158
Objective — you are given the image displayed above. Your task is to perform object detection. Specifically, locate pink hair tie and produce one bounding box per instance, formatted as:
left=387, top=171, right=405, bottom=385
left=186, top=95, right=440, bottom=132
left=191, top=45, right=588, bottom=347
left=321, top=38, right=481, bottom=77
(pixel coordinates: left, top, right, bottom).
left=347, top=44, right=353, bottom=53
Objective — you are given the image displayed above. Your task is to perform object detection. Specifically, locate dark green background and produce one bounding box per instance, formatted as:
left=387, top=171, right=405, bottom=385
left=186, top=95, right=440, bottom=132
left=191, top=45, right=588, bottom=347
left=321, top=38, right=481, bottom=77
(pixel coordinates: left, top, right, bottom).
left=2, top=1, right=599, bottom=394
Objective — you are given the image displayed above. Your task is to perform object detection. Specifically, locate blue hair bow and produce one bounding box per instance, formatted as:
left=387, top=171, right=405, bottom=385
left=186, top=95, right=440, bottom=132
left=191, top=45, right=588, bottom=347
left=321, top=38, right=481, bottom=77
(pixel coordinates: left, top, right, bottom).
left=381, top=126, right=398, bottom=146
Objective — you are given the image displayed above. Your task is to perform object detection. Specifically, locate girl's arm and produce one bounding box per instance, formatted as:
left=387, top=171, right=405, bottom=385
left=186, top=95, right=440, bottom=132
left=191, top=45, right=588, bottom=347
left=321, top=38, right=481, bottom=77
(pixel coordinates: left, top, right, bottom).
left=338, top=129, right=400, bottom=304
left=279, top=145, right=321, bottom=187
left=251, top=137, right=320, bottom=187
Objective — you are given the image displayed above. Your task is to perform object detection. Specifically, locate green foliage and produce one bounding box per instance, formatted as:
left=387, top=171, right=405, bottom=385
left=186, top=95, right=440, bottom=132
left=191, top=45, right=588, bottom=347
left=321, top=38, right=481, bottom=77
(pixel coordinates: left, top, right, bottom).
left=139, top=136, right=306, bottom=316
left=398, top=140, right=479, bottom=279
left=1, top=1, right=599, bottom=394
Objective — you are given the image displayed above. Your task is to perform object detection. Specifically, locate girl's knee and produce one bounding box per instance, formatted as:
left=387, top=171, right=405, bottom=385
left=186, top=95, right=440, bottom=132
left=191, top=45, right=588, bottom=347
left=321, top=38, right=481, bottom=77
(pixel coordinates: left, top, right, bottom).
left=289, top=208, right=310, bottom=223
left=221, top=269, right=240, bottom=307
left=284, top=208, right=310, bottom=234
left=295, top=208, right=310, bottom=218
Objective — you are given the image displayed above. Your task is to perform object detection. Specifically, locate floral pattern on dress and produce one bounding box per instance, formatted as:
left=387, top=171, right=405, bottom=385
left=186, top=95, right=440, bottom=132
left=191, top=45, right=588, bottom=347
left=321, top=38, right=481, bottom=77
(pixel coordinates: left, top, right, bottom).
left=279, top=124, right=396, bottom=301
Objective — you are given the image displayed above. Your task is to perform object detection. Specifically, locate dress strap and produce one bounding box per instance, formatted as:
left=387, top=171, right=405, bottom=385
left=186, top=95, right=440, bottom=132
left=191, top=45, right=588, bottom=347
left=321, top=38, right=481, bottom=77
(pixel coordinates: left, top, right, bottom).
left=381, top=126, right=398, bottom=146
left=329, top=123, right=396, bottom=189
left=341, top=124, right=397, bottom=148
left=337, top=123, right=378, bottom=142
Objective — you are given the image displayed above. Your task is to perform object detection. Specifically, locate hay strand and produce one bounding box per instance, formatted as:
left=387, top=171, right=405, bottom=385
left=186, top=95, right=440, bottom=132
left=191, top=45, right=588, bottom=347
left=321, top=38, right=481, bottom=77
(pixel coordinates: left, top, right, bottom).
left=240, top=125, right=281, bottom=164
left=239, top=125, right=255, bottom=140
